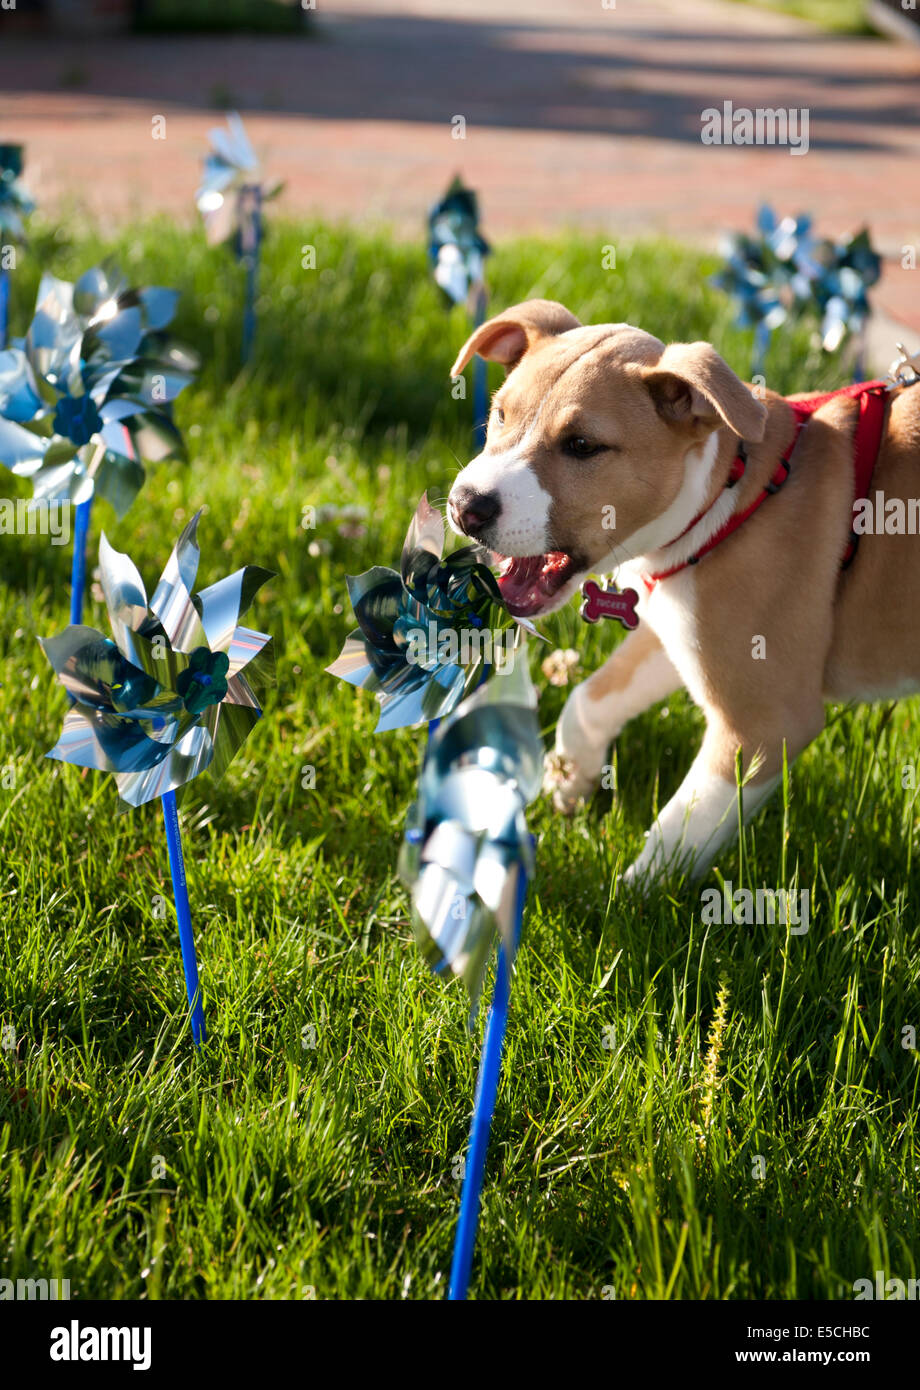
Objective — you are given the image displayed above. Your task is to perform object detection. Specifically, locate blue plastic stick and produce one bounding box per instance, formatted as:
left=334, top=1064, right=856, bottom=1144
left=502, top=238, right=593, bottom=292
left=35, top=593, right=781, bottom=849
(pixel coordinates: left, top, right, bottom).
left=447, top=864, right=527, bottom=1301
left=0, top=265, right=9, bottom=349
left=161, top=790, right=206, bottom=1046
left=472, top=286, right=488, bottom=450
left=752, top=321, right=770, bottom=380
left=69, top=497, right=93, bottom=626
left=240, top=184, right=263, bottom=365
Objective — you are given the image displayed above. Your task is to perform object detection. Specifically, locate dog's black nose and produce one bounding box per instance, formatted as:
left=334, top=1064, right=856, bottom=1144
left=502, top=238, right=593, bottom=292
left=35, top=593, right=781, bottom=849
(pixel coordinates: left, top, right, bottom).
left=449, top=487, right=502, bottom=538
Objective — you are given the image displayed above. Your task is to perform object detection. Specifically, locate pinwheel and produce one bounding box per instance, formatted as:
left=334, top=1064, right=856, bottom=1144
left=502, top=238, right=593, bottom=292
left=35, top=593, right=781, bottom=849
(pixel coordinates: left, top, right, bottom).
left=400, top=657, right=541, bottom=1013
left=712, top=206, right=881, bottom=378
left=329, top=492, right=542, bottom=1299
left=327, top=492, right=529, bottom=731
left=711, top=205, right=821, bottom=375
left=0, top=144, right=34, bottom=348
left=811, top=228, right=881, bottom=371
left=400, top=657, right=541, bottom=1298
left=0, top=264, right=196, bottom=623
left=196, top=113, right=282, bottom=363
left=428, top=177, right=491, bottom=446
left=39, top=512, right=274, bottom=1044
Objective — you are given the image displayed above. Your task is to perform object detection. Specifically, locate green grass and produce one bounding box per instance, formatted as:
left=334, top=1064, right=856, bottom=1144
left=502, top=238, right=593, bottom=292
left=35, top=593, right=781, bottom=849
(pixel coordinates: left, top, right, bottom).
left=134, top=0, right=312, bottom=34
left=0, top=217, right=917, bottom=1300
left=726, top=0, right=878, bottom=35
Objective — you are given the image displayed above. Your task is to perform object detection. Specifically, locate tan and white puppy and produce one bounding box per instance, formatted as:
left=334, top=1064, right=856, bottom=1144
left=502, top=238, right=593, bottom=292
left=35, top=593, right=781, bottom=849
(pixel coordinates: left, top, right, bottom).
left=446, top=299, right=920, bottom=887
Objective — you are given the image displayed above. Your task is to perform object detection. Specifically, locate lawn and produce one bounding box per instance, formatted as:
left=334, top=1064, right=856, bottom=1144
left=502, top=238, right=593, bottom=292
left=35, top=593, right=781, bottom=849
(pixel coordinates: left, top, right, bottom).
left=726, top=0, right=878, bottom=35
left=0, top=217, right=917, bottom=1300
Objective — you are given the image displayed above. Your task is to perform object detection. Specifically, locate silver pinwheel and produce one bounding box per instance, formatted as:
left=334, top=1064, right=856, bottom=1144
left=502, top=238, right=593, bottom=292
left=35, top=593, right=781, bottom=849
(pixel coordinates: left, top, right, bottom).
left=0, top=144, right=33, bottom=348
left=196, top=113, right=282, bottom=363
left=428, top=176, right=490, bottom=312
left=399, top=656, right=542, bottom=1017
left=712, top=204, right=881, bottom=377
left=327, top=492, right=530, bottom=731
left=40, top=510, right=273, bottom=807
left=711, top=205, right=821, bottom=375
left=39, top=513, right=274, bottom=1047
left=0, top=263, right=196, bottom=517
left=0, top=143, right=33, bottom=244
left=327, top=490, right=543, bottom=1297
left=428, top=176, right=491, bottom=445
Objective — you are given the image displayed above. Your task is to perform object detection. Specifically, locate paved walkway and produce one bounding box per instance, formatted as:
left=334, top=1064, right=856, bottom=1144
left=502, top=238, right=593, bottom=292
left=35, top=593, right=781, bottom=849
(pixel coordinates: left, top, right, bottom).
left=1, top=0, right=918, bottom=338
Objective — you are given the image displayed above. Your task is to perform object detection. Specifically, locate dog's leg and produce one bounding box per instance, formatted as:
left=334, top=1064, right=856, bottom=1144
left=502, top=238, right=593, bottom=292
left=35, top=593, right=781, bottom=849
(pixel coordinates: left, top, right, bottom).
left=622, top=749, right=776, bottom=890
left=621, top=705, right=821, bottom=888
left=547, top=624, right=683, bottom=813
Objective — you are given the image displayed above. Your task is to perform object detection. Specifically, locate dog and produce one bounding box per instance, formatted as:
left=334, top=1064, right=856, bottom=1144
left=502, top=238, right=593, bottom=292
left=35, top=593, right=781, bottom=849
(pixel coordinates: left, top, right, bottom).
left=446, top=298, right=920, bottom=887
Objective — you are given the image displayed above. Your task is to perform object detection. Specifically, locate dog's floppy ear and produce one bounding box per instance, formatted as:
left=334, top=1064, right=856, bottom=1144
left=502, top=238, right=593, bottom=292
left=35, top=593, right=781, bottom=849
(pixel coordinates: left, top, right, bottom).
left=450, top=299, right=581, bottom=377
left=644, top=342, right=767, bottom=442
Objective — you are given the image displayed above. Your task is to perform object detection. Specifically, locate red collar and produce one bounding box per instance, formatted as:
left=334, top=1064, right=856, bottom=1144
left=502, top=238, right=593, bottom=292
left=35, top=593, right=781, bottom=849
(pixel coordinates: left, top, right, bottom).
left=643, top=380, right=889, bottom=591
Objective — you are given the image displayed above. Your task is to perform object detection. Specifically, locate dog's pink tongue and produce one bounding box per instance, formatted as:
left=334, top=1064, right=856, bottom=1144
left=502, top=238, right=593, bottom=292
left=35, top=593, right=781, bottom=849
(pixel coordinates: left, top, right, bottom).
left=497, top=553, right=568, bottom=617
left=497, top=556, right=543, bottom=613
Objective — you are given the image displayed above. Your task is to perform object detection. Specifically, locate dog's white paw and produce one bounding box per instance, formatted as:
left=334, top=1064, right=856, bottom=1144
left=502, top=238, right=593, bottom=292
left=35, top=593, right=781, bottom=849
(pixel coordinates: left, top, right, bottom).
left=547, top=684, right=611, bottom=814
left=621, top=831, right=692, bottom=895
left=542, top=750, right=596, bottom=814
left=620, top=855, right=653, bottom=895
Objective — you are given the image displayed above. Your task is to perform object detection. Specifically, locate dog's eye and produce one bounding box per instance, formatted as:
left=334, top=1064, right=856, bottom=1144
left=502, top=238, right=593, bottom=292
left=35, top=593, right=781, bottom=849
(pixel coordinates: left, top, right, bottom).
left=493, top=406, right=505, bottom=426
left=564, top=436, right=603, bottom=460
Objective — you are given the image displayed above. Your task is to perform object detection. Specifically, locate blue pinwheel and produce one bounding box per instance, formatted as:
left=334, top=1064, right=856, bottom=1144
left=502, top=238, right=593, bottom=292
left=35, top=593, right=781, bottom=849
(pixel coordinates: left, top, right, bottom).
left=196, top=113, right=282, bottom=363
left=398, top=636, right=541, bottom=1301
left=40, top=512, right=274, bottom=1043
left=329, top=490, right=543, bottom=1301
left=399, top=655, right=541, bottom=1015
left=428, top=176, right=491, bottom=445
left=0, top=264, right=197, bottom=621
left=711, top=205, right=822, bottom=375
left=428, top=176, right=490, bottom=311
left=327, top=492, right=529, bottom=730
left=0, top=266, right=195, bottom=513
left=40, top=511, right=273, bottom=806
left=812, top=228, right=881, bottom=361
left=712, top=205, right=881, bottom=377
left=0, top=144, right=34, bottom=348
left=0, top=144, right=32, bottom=243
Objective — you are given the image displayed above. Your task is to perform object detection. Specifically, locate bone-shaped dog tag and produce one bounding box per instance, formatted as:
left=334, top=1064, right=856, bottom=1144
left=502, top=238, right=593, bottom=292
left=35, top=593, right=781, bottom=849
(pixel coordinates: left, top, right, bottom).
left=579, top=578, right=639, bottom=630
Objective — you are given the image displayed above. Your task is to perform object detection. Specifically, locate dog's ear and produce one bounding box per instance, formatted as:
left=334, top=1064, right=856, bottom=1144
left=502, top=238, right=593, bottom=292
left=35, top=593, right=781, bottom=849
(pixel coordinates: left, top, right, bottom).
left=450, top=299, right=581, bottom=377
left=644, top=342, right=767, bottom=442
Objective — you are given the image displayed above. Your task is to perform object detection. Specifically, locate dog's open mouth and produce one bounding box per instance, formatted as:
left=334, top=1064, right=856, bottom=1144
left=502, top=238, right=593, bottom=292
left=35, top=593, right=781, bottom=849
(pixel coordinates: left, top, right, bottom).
left=494, top=551, right=581, bottom=618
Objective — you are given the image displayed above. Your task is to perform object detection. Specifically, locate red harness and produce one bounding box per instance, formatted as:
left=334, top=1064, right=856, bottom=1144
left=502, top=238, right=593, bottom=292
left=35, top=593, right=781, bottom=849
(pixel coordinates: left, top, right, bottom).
left=643, top=380, right=890, bottom=591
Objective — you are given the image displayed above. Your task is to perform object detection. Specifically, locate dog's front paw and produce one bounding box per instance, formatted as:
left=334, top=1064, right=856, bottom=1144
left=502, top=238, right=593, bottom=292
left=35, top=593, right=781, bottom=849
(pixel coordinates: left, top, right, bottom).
left=620, top=855, right=653, bottom=895
left=547, top=684, right=611, bottom=813
left=542, top=750, right=597, bottom=814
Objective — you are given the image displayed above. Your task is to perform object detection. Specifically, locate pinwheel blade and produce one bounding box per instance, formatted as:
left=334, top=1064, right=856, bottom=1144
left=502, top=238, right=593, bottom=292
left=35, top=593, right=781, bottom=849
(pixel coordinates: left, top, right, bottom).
left=41, top=519, right=274, bottom=807
left=114, top=723, right=215, bottom=807
left=210, top=112, right=258, bottom=173
left=99, top=531, right=150, bottom=664
left=224, top=626, right=273, bottom=683
left=401, top=491, right=444, bottom=585
left=413, top=827, right=497, bottom=1011
left=0, top=349, right=44, bottom=422
left=150, top=512, right=206, bottom=652
left=0, top=144, right=33, bottom=238
left=194, top=566, right=274, bottom=653
left=0, top=415, right=49, bottom=472
left=46, top=704, right=176, bottom=778
left=73, top=262, right=127, bottom=316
